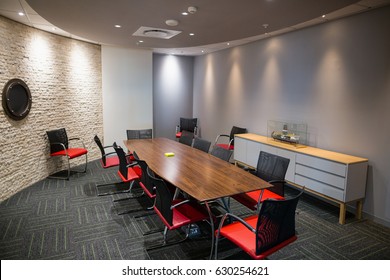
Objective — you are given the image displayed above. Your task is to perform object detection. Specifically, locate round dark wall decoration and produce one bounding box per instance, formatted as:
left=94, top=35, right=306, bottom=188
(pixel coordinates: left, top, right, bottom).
left=2, top=78, right=32, bottom=121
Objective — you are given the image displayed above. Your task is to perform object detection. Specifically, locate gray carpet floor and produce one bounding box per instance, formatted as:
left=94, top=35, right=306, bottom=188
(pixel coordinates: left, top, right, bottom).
left=1, top=159, right=389, bottom=260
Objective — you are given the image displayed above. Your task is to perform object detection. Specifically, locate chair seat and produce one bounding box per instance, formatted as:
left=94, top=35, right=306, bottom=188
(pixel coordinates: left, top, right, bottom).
left=218, top=215, right=297, bottom=259
left=216, top=143, right=234, bottom=150
left=51, top=148, right=88, bottom=159
left=155, top=199, right=209, bottom=230
left=175, top=132, right=182, bottom=138
left=117, top=166, right=141, bottom=182
left=232, top=189, right=284, bottom=211
left=101, top=156, right=119, bottom=168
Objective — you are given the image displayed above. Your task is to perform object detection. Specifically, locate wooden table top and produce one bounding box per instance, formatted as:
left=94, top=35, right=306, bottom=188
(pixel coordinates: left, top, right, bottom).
left=124, top=138, right=271, bottom=202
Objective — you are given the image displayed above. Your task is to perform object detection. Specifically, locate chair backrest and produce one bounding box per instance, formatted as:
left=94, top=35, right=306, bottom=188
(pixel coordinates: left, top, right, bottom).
left=211, top=145, right=233, bottom=162
left=192, top=137, right=211, bottom=153
left=147, top=167, right=174, bottom=226
left=132, top=151, right=156, bottom=198
left=255, top=151, right=290, bottom=196
left=47, top=128, right=68, bottom=153
left=126, top=129, right=153, bottom=140
left=179, top=130, right=194, bottom=146
left=255, top=190, right=302, bottom=255
left=229, top=126, right=247, bottom=145
left=94, top=135, right=107, bottom=164
left=113, top=142, right=128, bottom=178
left=180, top=118, right=197, bottom=133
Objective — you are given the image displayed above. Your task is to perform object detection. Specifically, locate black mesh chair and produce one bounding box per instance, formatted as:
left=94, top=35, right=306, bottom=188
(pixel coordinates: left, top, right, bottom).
left=192, top=137, right=211, bottom=153
left=95, top=142, right=141, bottom=196
left=126, top=129, right=153, bottom=140
left=113, top=151, right=157, bottom=217
left=178, top=130, right=194, bottom=146
left=214, top=126, right=247, bottom=150
left=215, top=189, right=303, bottom=260
left=176, top=117, right=198, bottom=139
left=94, top=135, right=119, bottom=169
left=210, top=145, right=233, bottom=162
left=232, top=151, right=290, bottom=211
left=46, top=128, right=88, bottom=180
left=144, top=167, right=212, bottom=251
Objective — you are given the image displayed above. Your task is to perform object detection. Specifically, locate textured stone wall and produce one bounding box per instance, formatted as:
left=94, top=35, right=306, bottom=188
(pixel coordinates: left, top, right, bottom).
left=0, top=16, right=103, bottom=200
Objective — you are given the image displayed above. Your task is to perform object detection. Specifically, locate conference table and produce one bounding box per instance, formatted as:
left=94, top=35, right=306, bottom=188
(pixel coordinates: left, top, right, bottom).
left=124, top=137, right=272, bottom=258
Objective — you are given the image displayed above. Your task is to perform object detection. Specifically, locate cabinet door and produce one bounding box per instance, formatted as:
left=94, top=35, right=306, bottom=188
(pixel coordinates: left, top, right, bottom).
left=246, top=140, right=262, bottom=168
left=234, top=137, right=247, bottom=163
left=277, top=149, right=296, bottom=182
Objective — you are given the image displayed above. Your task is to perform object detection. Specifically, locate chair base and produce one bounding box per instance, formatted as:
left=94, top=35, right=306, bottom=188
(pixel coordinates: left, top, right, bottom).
left=96, top=181, right=131, bottom=196
left=48, top=153, right=88, bottom=180
left=47, top=169, right=86, bottom=180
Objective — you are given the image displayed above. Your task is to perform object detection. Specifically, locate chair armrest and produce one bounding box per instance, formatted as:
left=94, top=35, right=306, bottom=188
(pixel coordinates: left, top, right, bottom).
left=104, top=151, right=116, bottom=157
left=269, top=179, right=286, bottom=185
left=126, top=161, right=138, bottom=168
left=217, top=212, right=256, bottom=234
left=214, top=134, right=230, bottom=145
left=50, top=142, right=68, bottom=156
left=170, top=199, right=191, bottom=210
left=68, top=137, right=86, bottom=149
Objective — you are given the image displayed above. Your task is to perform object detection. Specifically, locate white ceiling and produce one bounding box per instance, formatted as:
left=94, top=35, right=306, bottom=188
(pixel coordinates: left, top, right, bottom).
left=0, top=0, right=389, bottom=56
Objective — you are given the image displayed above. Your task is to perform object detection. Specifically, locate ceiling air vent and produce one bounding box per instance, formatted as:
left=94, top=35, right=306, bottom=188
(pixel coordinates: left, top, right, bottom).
left=133, top=26, right=181, bottom=39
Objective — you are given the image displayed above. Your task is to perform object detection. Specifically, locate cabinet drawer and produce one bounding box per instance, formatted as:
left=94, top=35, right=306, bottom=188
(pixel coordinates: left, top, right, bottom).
left=295, top=175, right=344, bottom=201
left=296, top=153, right=346, bottom=177
left=295, top=164, right=345, bottom=190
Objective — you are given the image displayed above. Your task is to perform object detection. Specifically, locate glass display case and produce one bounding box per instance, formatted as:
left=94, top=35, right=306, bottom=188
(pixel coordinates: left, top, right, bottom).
left=267, top=120, right=308, bottom=146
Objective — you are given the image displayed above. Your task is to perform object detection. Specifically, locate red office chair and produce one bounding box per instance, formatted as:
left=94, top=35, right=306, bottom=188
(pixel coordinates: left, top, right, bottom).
left=95, top=142, right=141, bottom=196
left=215, top=190, right=303, bottom=260
left=113, top=151, right=157, bottom=217
left=232, top=151, right=290, bottom=211
left=46, top=128, right=88, bottom=180
left=145, top=167, right=212, bottom=250
left=176, top=117, right=198, bottom=139
left=94, top=135, right=119, bottom=168
left=214, top=126, right=247, bottom=150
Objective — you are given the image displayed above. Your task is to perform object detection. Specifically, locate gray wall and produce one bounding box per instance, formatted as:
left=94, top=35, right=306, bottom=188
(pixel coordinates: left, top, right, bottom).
left=153, top=54, right=194, bottom=139
left=193, top=6, right=390, bottom=225
left=102, top=46, right=153, bottom=145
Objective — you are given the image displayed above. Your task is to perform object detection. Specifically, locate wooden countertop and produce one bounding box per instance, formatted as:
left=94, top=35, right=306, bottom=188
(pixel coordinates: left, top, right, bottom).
left=235, top=133, right=368, bottom=165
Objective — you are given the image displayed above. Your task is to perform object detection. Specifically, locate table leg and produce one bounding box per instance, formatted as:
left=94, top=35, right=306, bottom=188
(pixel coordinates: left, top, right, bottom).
left=339, top=203, right=346, bottom=225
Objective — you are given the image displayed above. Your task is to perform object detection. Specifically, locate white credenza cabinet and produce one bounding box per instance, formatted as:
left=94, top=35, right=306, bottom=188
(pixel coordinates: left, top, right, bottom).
left=234, top=133, right=368, bottom=224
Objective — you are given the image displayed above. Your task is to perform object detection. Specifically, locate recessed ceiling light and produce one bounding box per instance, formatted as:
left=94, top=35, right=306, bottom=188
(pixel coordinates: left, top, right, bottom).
left=18, top=12, right=24, bottom=16
left=114, top=24, right=121, bottom=28
left=227, top=42, right=230, bottom=46
left=138, top=40, right=144, bottom=43
left=322, top=15, right=326, bottom=18
left=189, top=33, right=195, bottom=36
left=201, top=50, right=204, bottom=53
left=165, top=19, right=179, bottom=26
left=182, top=12, right=188, bottom=15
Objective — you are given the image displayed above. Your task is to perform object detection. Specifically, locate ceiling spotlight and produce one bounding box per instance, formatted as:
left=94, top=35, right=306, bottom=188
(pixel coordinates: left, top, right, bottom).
left=138, top=40, right=144, bottom=43
left=188, top=6, right=198, bottom=14
left=165, top=19, right=179, bottom=26
left=322, top=15, right=326, bottom=18
left=114, top=24, right=121, bottom=28
left=18, top=12, right=25, bottom=16
left=189, top=33, right=195, bottom=36
left=227, top=42, right=230, bottom=46
left=182, top=12, right=189, bottom=16
left=262, top=23, right=269, bottom=29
